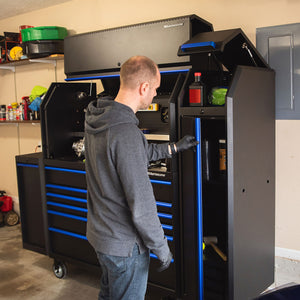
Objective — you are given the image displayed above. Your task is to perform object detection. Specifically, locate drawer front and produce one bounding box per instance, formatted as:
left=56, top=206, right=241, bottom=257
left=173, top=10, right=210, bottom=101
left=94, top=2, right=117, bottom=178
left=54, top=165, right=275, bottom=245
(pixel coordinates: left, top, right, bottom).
left=45, top=166, right=86, bottom=189
left=49, top=229, right=98, bottom=265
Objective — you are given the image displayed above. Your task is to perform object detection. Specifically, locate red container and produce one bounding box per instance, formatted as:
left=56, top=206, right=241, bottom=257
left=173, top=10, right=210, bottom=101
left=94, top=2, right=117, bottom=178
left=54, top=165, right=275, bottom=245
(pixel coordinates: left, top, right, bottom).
left=19, top=25, right=34, bottom=43
left=0, top=195, right=13, bottom=212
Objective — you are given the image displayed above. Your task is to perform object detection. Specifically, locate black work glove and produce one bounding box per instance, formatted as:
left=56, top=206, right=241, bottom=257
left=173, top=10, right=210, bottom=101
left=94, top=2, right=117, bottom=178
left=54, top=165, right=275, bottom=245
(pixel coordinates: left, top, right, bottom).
left=157, top=252, right=173, bottom=272
left=170, top=135, right=199, bottom=154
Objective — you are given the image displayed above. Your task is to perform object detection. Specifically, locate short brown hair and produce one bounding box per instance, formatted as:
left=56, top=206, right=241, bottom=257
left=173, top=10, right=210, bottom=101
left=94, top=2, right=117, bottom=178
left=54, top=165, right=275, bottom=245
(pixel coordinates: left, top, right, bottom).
left=120, top=56, right=158, bottom=89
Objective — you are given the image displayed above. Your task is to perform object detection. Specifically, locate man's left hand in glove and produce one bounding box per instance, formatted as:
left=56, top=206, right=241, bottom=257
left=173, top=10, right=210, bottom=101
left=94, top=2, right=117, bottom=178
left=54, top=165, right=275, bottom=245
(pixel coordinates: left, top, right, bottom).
left=157, top=251, right=173, bottom=272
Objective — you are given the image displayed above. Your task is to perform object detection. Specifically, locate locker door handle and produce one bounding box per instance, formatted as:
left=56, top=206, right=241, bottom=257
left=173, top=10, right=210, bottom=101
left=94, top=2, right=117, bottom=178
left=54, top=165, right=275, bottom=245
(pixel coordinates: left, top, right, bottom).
left=195, top=118, right=204, bottom=300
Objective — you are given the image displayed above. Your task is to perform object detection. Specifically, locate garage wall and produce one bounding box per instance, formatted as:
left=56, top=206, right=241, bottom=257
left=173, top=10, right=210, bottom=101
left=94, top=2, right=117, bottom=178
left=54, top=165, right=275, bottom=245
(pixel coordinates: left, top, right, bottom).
left=0, top=0, right=299, bottom=253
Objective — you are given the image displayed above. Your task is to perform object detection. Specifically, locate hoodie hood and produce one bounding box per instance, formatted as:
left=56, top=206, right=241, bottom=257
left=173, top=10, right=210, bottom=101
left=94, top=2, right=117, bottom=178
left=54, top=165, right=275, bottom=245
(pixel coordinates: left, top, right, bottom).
left=85, top=98, right=139, bottom=134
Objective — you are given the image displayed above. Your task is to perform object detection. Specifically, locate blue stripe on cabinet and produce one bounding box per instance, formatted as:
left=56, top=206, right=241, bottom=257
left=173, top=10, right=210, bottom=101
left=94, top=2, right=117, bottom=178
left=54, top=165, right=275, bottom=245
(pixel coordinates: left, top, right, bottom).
left=46, top=184, right=87, bottom=194
left=47, top=201, right=88, bottom=213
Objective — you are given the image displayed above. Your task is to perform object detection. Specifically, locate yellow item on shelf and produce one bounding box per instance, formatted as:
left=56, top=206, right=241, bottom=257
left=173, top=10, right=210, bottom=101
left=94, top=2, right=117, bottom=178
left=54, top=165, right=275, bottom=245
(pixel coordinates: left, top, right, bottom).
left=9, top=46, right=23, bottom=61
left=138, top=103, right=159, bottom=111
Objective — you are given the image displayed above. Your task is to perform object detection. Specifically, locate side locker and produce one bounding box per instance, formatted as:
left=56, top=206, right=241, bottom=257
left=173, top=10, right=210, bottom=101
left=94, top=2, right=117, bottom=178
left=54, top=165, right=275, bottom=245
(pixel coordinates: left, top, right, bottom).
left=16, top=153, right=48, bottom=255
left=178, top=27, right=275, bottom=300
left=227, top=66, right=275, bottom=300
left=180, top=116, right=228, bottom=300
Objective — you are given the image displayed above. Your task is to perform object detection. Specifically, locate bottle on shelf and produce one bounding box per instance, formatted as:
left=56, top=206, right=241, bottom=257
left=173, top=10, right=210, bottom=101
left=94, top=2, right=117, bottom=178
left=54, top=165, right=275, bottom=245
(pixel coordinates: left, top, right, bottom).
left=219, top=139, right=226, bottom=179
left=7, top=104, right=13, bottom=121
left=22, top=96, right=29, bottom=120
left=189, top=72, right=206, bottom=106
left=0, top=105, right=6, bottom=121
left=19, top=103, right=24, bottom=121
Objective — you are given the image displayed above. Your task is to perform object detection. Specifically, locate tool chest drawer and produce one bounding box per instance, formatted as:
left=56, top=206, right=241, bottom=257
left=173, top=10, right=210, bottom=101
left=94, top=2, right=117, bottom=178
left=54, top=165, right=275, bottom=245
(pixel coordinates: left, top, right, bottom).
left=46, top=183, right=87, bottom=198
left=49, top=229, right=98, bottom=265
left=151, top=179, right=173, bottom=204
left=47, top=205, right=87, bottom=235
left=45, top=183, right=87, bottom=208
left=45, top=166, right=86, bottom=189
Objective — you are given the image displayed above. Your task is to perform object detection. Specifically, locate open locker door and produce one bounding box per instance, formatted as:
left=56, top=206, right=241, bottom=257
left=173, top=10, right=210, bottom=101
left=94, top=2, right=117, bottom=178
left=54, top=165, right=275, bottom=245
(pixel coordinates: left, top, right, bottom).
left=227, top=66, right=275, bottom=300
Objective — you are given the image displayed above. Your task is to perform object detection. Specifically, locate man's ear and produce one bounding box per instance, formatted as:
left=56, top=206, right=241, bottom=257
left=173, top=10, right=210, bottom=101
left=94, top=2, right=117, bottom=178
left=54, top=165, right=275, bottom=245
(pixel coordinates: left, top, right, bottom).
left=139, top=81, right=149, bottom=96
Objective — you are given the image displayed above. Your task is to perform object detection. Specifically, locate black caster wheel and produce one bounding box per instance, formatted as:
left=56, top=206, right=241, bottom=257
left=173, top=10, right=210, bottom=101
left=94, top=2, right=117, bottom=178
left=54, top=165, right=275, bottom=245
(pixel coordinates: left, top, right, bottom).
left=53, top=261, right=67, bottom=279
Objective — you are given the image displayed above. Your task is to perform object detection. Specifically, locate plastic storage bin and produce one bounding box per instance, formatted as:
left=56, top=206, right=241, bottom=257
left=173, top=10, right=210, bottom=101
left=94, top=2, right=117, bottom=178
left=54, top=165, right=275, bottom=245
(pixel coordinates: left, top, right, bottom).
left=21, top=26, right=67, bottom=42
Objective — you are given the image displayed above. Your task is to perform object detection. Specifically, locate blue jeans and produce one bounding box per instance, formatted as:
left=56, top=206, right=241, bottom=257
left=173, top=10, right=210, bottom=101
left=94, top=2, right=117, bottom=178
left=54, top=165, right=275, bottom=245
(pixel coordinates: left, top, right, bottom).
left=96, top=244, right=150, bottom=300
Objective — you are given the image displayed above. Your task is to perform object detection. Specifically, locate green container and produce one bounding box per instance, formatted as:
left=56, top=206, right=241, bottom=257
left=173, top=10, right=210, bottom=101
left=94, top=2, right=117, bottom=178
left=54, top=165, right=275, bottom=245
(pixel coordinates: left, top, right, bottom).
left=21, top=26, right=68, bottom=42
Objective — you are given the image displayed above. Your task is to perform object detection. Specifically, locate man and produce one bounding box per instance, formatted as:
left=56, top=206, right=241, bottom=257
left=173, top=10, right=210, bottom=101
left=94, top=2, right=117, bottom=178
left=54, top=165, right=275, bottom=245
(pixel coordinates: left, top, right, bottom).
left=84, top=55, right=198, bottom=299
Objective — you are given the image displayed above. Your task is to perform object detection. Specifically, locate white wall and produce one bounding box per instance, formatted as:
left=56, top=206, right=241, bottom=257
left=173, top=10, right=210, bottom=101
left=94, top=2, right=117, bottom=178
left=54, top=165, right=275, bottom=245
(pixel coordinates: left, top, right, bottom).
left=0, top=0, right=299, bottom=253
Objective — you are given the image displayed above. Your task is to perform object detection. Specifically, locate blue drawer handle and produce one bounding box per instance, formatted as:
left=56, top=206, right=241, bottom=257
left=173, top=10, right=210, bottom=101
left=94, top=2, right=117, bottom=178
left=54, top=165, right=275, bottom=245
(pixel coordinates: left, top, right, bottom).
left=49, top=227, right=87, bottom=240
left=48, top=210, right=87, bottom=222
left=150, top=179, right=171, bottom=185
left=157, top=212, right=172, bottom=219
left=150, top=253, right=174, bottom=263
left=47, top=201, right=88, bottom=213
left=156, top=201, right=172, bottom=208
left=46, top=184, right=87, bottom=194
left=47, top=192, right=87, bottom=203
left=45, top=166, right=86, bottom=174
left=161, top=224, right=173, bottom=230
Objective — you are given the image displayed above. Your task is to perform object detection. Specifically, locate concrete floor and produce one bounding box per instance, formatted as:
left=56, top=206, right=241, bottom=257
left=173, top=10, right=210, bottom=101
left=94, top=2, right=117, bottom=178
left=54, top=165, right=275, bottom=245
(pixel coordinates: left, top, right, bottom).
left=1, top=225, right=300, bottom=300
left=0, top=225, right=99, bottom=300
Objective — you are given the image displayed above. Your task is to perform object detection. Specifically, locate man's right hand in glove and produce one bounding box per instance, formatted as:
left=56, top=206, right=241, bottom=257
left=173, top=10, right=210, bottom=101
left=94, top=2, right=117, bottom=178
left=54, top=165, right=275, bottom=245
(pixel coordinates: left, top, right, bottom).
left=157, top=251, right=173, bottom=272
left=169, top=135, right=199, bottom=155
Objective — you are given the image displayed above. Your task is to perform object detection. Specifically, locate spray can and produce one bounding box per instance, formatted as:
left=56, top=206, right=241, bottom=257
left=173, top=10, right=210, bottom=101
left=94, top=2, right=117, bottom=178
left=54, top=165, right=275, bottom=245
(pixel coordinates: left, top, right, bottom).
left=22, top=97, right=29, bottom=120
left=7, top=105, right=13, bottom=121
left=0, top=105, right=6, bottom=121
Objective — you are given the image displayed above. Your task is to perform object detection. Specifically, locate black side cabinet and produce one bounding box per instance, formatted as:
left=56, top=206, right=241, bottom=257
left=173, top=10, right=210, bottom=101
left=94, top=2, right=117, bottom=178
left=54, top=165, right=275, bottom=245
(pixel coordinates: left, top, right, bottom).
left=16, top=153, right=47, bottom=254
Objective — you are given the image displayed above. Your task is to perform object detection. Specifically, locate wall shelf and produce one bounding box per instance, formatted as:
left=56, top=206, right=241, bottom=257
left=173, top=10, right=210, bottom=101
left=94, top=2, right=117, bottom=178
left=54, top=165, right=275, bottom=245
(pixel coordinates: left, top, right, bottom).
left=0, top=54, right=64, bottom=72
left=144, top=134, right=170, bottom=141
left=0, top=120, right=40, bottom=124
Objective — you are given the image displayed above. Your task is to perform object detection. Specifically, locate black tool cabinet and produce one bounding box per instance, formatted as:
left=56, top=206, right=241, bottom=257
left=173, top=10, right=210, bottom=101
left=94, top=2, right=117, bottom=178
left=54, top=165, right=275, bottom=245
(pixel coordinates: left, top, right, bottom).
left=16, top=152, right=47, bottom=255
left=16, top=15, right=275, bottom=300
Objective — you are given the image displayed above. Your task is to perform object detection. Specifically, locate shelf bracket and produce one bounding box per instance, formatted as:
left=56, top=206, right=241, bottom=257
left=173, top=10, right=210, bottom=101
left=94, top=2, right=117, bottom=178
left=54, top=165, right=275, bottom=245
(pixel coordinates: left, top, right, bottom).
left=0, top=65, right=16, bottom=72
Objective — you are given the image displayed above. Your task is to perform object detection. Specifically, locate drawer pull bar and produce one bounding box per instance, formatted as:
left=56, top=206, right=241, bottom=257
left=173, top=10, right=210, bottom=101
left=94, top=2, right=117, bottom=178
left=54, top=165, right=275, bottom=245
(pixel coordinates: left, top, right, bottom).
left=46, top=184, right=87, bottom=194
left=165, top=235, right=173, bottom=241
left=45, top=166, right=86, bottom=174
left=157, top=212, right=172, bottom=219
left=48, top=227, right=87, bottom=240
left=150, top=179, right=171, bottom=185
left=150, top=253, right=174, bottom=263
left=156, top=201, right=172, bottom=208
left=47, top=201, right=88, bottom=213
left=47, top=192, right=87, bottom=203
left=48, top=210, right=87, bottom=222
left=161, top=224, right=173, bottom=230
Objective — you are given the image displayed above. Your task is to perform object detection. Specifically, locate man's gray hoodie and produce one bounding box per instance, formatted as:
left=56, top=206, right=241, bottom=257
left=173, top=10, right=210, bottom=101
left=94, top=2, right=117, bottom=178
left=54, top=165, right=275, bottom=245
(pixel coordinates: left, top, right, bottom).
left=84, top=98, right=171, bottom=262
